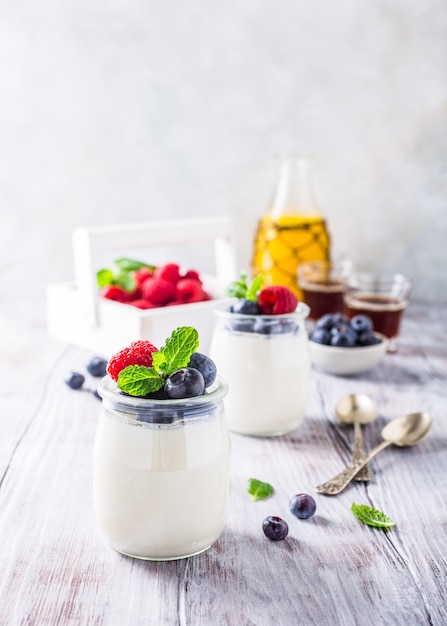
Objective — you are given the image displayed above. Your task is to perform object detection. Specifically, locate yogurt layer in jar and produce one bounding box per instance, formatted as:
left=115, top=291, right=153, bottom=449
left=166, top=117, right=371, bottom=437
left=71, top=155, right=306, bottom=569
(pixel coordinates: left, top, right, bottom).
left=93, top=375, right=230, bottom=560
left=209, top=302, right=311, bottom=437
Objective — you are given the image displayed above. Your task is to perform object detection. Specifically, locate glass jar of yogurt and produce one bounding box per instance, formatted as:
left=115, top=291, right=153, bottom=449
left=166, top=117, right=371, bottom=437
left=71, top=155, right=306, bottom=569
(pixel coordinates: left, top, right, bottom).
left=93, top=376, right=231, bottom=560
left=209, top=302, right=311, bottom=436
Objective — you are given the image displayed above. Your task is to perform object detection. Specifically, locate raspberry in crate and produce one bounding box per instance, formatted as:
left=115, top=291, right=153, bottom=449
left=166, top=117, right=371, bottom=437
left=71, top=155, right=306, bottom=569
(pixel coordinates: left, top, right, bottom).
left=46, top=217, right=237, bottom=357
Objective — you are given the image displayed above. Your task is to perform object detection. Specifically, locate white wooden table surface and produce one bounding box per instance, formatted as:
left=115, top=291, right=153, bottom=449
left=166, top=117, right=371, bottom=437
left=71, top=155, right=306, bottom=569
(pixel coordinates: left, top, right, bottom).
left=1, top=294, right=446, bottom=626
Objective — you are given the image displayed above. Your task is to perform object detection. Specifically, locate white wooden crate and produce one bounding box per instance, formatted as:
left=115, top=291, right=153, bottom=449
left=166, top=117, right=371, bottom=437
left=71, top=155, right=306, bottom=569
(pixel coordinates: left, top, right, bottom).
left=47, top=216, right=237, bottom=357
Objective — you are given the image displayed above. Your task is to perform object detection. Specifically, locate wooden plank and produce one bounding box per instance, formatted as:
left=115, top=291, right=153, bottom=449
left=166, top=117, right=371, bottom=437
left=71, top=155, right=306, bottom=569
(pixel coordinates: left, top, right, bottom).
left=0, top=303, right=446, bottom=626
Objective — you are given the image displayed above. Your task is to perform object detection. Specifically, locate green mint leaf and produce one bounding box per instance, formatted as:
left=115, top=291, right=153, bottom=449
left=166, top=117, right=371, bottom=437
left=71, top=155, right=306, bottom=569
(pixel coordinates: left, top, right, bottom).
left=113, top=257, right=156, bottom=273
left=152, top=350, right=167, bottom=373
left=97, top=258, right=156, bottom=291
left=154, top=326, right=199, bottom=377
left=115, top=327, right=199, bottom=397
left=226, top=271, right=263, bottom=301
left=226, top=271, right=248, bottom=298
left=351, top=503, right=395, bottom=529
left=97, top=268, right=114, bottom=288
left=114, top=271, right=136, bottom=292
left=247, top=478, right=275, bottom=501
left=117, top=365, right=164, bottom=396
left=246, top=274, right=264, bottom=301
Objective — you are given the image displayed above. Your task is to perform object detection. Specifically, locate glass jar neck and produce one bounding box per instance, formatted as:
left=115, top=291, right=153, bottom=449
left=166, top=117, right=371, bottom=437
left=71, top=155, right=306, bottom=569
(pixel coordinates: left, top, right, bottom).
left=98, top=376, right=229, bottom=425
left=269, top=154, right=320, bottom=219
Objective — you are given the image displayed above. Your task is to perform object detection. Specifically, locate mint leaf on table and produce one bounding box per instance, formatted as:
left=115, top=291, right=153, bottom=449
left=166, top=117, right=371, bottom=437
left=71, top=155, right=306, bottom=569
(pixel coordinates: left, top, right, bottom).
left=248, top=478, right=275, bottom=501
left=226, top=272, right=263, bottom=301
left=351, top=503, right=395, bottom=529
left=116, top=327, right=199, bottom=397
left=117, top=365, right=164, bottom=396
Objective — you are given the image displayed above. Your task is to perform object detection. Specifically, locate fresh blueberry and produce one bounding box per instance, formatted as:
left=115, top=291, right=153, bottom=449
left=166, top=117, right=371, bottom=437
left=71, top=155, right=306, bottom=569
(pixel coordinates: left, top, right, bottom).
left=255, top=320, right=299, bottom=335
left=137, top=410, right=178, bottom=424
left=65, top=372, right=85, bottom=390
left=310, top=328, right=331, bottom=345
left=315, top=313, right=347, bottom=331
left=330, top=323, right=354, bottom=337
left=86, top=357, right=108, bottom=377
left=289, top=493, right=316, bottom=519
left=350, top=315, right=373, bottom=335
left=253, top=319, right=283, bottom=334
left=144, top=387, right=169, bottom=400
left=231, top=299, right=262, bottom=315
left=227, top=319, right=257, bottom=333
left=315, top=313, right=336, bottom=330
left=358, top=331, right=381, bottom=346
left=188, top=352, right=217, bottom=387
left=330, top=329, right=356, bottom=347
left=262, top=516, right=289, bottom=541
left=164, top=367, right=205, bottom=399
left=331, top=323, right=357, bottom=343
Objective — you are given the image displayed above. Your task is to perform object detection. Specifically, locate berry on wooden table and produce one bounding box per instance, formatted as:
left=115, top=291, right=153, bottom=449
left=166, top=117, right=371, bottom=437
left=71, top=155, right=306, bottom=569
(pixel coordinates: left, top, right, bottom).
left=289, top=493, right=317, bottom=519
left=262, top=516, right=289, bottom=541
left=65, top=372, right=85, bottom=390
left=86, top=357, right=108, bottom=377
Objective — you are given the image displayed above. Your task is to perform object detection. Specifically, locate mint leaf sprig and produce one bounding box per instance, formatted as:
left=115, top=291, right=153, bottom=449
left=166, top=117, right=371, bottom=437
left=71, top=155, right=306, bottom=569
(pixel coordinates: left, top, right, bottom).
left=248, top=478, right=275, bottom=501
left=226, top=272, right=263, bottom=301
left=117, top=327, right=199, bottom=397
left=351, top=503, right=395, bottom=529
left=97, top=257, right=156, bottom=291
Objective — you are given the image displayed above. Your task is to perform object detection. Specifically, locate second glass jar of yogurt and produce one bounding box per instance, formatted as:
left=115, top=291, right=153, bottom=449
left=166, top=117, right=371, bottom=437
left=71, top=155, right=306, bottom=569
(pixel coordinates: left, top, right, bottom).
left=209, top=301, right=311, bottom=436
left=93, top=375, right=231, bottom=560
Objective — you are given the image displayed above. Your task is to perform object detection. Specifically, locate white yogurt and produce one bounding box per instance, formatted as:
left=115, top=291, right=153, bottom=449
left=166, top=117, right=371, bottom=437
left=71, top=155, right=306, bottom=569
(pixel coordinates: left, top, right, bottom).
left=209, top=303, right=311, bottom=436
left=93, top=377, right=231, bottom=560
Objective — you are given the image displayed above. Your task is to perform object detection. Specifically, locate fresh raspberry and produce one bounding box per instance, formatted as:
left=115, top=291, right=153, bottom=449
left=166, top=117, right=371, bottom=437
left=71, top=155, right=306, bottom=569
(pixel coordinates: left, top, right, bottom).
left=129, top=299, right=158, bottom=309
left=99, top=285, right=133, bottom=303
left=166, top=299, right=186, bottom=307
left=133, top=267, right=154, bottom=288
left=258, top=286, right=298, bottom=315
left=182, top=269, right=202, bottom=284
left=107, top=340, right=158, bottom=381
left=142, top=278, right=175, bottom=306
left=154, top=263, right=181, bottom=284
left=175, top=278, right=209, bottom=303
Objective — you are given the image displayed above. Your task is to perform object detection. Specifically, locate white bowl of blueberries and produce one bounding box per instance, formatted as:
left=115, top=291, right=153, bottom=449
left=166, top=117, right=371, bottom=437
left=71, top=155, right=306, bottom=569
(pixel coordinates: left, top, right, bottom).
left=308, top=313, right=388, bottom=376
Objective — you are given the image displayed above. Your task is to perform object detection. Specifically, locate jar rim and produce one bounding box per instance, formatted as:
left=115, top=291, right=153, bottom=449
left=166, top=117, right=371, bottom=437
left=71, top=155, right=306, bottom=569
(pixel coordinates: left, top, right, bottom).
left=213, top=298, right=310, bottom=321
left=98, top=374, right=229, bottom=411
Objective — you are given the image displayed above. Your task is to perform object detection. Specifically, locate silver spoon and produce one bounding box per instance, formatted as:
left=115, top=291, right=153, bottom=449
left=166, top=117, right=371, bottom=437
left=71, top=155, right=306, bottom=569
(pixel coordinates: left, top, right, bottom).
left=335, top=394, right=377, bottom=482
left=316, top=411, right=432, bottom=495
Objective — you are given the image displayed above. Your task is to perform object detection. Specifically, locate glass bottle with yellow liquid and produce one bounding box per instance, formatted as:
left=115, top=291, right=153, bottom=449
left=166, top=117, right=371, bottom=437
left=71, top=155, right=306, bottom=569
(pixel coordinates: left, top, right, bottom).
left=251, top=154, right=331, bottom=299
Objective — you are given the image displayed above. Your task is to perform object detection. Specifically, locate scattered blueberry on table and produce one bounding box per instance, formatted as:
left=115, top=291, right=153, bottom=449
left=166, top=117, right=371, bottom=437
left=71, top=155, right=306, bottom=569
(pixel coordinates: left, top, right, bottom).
left=289, top=493, right=317, bottom=519
left=64, top=372, right=85, bottom=390
left=262, top=516, right=289, bottom=541
left=86, top=357, right=108, bottom=377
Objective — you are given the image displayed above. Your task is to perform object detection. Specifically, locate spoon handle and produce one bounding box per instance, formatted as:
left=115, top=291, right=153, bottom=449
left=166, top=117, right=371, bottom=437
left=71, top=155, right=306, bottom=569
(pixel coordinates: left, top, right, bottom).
left=352, top=421, right=371, bottom=482
left=315, top=440, right=391, bottom=495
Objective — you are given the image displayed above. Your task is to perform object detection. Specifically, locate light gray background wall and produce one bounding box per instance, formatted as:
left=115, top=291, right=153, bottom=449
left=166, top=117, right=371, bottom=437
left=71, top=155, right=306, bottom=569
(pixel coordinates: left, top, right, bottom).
left=1, top=0, right=446, bottom=302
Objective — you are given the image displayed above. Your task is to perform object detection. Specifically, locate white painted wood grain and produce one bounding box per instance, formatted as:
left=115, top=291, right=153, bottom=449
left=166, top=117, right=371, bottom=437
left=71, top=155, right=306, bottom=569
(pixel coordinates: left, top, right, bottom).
left=0, top=302, right=446, bottom=626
